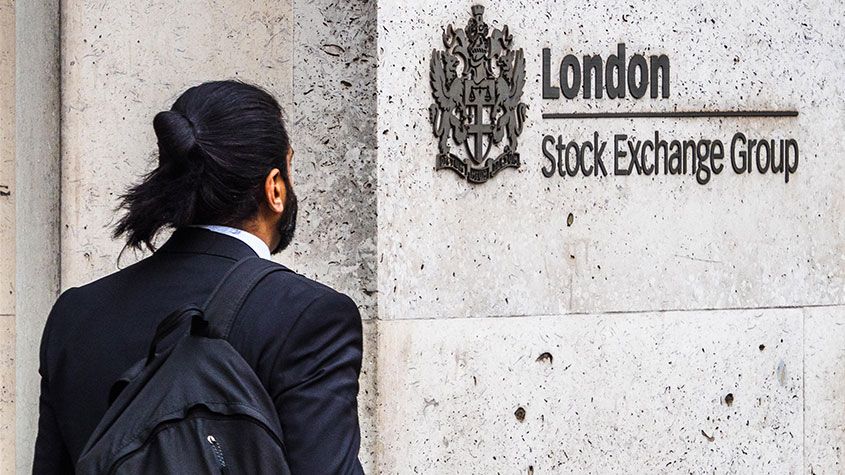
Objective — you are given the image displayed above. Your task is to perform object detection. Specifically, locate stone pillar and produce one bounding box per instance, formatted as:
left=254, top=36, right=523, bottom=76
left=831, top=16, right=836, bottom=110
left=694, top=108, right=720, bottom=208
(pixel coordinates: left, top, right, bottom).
left=14, top=0, right=62, bottom=472
left=291, top=1, right=377, bottom=469
left=0, top=0, right=15, bottom=469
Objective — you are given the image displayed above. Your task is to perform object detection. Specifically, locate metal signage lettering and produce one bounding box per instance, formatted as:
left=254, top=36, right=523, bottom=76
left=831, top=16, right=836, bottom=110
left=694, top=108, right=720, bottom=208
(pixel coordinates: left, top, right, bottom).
left=429, top=6, right=800, bottom=186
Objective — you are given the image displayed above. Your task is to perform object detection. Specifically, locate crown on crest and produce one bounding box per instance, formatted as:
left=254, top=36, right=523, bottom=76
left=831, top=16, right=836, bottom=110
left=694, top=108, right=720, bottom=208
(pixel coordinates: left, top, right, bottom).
left=471, top=5, right=485, bottom=19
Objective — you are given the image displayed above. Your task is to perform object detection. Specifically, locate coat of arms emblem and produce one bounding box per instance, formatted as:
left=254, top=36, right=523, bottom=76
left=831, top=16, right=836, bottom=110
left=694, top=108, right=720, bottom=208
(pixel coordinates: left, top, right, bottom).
left=429, top=5, right=528, bottom=183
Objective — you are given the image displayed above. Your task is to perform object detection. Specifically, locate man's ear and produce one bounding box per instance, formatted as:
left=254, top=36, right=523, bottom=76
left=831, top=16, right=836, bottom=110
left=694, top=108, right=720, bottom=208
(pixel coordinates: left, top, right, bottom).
left=263, top=168, right=286, bottom=215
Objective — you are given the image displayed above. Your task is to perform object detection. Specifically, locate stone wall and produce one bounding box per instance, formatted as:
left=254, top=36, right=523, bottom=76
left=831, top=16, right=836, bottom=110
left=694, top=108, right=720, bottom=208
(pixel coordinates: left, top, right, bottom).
left=60, top=0, right=294, bottom=287
left=374, top=0, right=844, bottom=472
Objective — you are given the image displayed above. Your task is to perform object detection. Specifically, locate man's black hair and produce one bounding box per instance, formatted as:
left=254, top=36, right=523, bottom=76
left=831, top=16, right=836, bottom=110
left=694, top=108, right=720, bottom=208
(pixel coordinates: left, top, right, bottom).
left=114, top=79, right=295, bottom=252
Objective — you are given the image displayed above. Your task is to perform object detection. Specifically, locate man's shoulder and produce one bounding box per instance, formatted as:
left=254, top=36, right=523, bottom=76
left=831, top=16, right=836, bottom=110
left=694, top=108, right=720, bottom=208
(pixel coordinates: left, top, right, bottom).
left=232, top=263, right=361, bottom=355
left=42, top=258, right=154, bottom=337
left=53, top=254, right=163, bottom=305
left=256, top=263, right=356, bottom=311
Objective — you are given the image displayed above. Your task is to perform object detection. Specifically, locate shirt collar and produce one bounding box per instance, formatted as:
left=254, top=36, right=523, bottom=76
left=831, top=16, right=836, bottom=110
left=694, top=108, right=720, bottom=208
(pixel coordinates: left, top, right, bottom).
left=190, top=224, right=272, bottom=260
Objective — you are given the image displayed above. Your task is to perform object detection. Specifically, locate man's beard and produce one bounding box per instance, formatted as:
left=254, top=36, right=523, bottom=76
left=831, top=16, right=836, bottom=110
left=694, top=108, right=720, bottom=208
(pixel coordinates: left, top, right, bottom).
left=271, top=187, right=298, bottom=254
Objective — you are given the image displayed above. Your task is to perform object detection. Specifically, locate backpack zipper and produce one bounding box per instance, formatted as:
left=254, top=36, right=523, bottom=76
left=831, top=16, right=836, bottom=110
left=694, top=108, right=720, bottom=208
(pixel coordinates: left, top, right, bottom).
left=107, top=413, right=285, bottom=474
left=207, top=435, right=229, bottom=474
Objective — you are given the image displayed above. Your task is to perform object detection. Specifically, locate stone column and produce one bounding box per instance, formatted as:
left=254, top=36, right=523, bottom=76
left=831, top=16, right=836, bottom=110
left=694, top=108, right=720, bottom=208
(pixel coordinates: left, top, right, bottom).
left=0, top=0, right=15, bottom=469
left=14, top=1, right=62, bottom=472
left=291, top=1, right=378, bottom=469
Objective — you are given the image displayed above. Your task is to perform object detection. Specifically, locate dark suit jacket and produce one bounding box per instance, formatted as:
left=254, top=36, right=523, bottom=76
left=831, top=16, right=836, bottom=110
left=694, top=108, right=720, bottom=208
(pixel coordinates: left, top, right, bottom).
left=33, top=227, right=364, bottom=474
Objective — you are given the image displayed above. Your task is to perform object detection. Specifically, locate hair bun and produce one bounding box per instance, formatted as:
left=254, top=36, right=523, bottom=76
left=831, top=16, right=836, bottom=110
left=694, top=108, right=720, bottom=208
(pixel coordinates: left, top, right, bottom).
left=153, top=110, right=198, bottom=162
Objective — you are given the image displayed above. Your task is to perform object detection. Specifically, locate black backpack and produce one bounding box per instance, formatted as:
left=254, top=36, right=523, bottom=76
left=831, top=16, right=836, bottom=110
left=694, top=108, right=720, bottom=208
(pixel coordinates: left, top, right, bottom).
left=76, top=257, right=293, bottom=474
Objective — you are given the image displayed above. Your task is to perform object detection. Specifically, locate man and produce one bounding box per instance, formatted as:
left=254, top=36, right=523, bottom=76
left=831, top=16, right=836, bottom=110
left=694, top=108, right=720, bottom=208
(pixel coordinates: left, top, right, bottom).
left=33, top=80, right=364, bottom=473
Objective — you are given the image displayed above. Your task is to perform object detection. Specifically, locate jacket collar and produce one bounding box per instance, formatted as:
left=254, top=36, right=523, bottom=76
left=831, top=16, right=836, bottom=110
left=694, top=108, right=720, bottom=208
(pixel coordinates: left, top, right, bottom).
left=156, top=227, right=260, bottom=261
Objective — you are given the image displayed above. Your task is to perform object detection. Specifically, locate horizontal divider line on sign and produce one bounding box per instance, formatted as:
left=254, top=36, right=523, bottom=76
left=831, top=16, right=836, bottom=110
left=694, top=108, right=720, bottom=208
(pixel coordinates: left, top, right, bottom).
left=542, top=110, right=799, bottom=119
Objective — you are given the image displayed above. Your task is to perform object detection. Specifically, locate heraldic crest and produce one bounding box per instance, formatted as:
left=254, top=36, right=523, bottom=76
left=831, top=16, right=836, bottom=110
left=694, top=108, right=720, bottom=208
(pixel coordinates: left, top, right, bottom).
left=429, top=5, right=528, bottom=183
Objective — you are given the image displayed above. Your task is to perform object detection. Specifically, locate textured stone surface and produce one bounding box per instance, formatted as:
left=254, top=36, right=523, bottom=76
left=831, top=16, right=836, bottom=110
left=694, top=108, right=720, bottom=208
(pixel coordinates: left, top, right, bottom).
left=60, top=0, right=294, bottom=288
left=372, top=2, right=844, bottom=470
left=290, top=1, right=378, bottom=466
left=0, top=0, right=13, bottom=470
left=376, top=308, right=804, bottom=473
left=805, top=306, right=845, bottom=472
left=291, top=0, right=378, bottom=320
left=0, top=316, right=14, bottom=472
left=14, top=1, right=62, bottom=472
left=377, top=0, right=845, bottom=321
left=358, top=320, right=378, bottom=473
left=0, top=0, right=12, bottom=315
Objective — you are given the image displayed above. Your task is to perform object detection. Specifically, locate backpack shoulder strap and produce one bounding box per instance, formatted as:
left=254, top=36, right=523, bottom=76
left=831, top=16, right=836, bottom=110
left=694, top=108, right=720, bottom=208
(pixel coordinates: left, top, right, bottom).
left=196, top=256, right=291, bottom=340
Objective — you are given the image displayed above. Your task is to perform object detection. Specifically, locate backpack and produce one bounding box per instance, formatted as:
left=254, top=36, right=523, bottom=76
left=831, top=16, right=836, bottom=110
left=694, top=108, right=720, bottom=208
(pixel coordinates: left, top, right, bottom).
left=76, top=257, right=293, bottom=474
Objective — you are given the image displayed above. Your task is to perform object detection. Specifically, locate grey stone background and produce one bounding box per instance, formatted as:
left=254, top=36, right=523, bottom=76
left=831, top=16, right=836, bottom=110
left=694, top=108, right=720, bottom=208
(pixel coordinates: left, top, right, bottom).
left=0, top=0, right=14, bottom=468
left=375, top=0, right=843, bottom=473
left=1, top=0, right=843, bottom=473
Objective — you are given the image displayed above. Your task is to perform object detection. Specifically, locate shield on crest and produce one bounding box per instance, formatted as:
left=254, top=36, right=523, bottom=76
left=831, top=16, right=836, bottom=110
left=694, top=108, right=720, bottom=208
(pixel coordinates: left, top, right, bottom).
left=463, top=78, right=496, bottom=166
